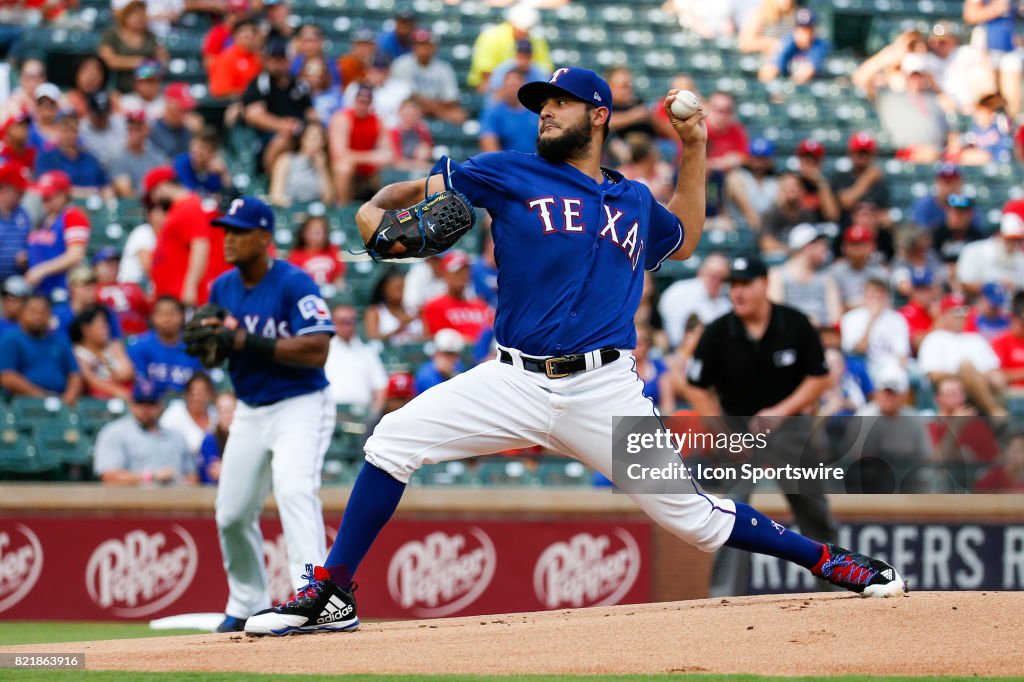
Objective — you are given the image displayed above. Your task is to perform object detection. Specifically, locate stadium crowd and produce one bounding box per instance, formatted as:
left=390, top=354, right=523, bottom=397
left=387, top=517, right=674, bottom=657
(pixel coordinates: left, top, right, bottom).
left=1, top=0, right=1024, bottom=491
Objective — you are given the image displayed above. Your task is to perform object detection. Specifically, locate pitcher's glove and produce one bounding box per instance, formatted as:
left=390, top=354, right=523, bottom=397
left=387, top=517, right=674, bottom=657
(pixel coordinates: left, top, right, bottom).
left=183, top=303, right=234, bottom=368
left=364, top=190, right=476, bottom=260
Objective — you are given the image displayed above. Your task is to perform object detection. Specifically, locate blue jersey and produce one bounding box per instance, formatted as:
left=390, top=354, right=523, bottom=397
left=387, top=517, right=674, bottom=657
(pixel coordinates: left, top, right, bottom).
left=0, top=327, right=79, bottom=394
left=210, top=259, right=333, bottom=405
left=432, top=152, right=683, bottom=355
left=128, top=331, right=203, bottom=394
left=0, top=205, right=31, bottom=280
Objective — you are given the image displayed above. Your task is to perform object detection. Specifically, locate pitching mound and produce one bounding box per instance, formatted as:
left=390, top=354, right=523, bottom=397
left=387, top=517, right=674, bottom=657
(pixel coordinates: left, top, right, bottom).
left=4, top=592, right=1022, bottom=676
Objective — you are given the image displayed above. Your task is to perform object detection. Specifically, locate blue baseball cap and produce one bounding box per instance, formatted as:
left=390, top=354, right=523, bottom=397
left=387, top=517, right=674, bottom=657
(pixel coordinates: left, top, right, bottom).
left=518, top=67, right=613, bottom=115
left=947, top=193, right=973, bottom=209
left=93, top=246, right=119, bottom=263
left=795, top=8, right=817, bottom=26
left=212, top=196, right=275, bottom=231
left=909, top=266, right=934, bottom=288
left=982, top=281, right=1008, bottom=306
left=132, top=379, right=165, bottom=404
left=749, top=137, right=775, bottom=158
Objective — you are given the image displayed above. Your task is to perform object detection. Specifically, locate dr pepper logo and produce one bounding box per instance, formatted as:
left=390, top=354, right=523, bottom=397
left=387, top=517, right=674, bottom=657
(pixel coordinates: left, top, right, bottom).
left=86, top=526, right=198, bottom=617
left=387, top=529, right=496, bottom=617
left=533, top=530, right=641, bottom=608
left=0, top=524, right=44, bottom=613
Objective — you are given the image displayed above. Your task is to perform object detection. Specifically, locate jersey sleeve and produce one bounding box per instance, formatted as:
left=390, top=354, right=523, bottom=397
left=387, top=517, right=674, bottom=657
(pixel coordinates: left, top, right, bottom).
left=286, top=271, right=334, bottom=337
left=643, top=192, right=684, bottom=272
left=430, top=153, right=508, bottom=212
left=61, top=206, right=92, bottom=247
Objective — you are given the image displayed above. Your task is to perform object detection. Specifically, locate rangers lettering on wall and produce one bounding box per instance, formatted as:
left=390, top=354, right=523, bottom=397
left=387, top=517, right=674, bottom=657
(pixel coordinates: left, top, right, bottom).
left=0, top=524, right=43, bottom=614
left=386, top=529, right=496, bottom=617
left=533, top=529, right=641, bottom=609
left=86, top=526, right=198, bottom=617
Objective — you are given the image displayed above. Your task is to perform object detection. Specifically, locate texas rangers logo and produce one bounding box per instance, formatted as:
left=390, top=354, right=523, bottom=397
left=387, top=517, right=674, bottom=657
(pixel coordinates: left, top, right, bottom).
left=533, top=529, right=641, bottom=609
left=298, top=295, right=331, bottom=322
left=0, top=524, right=43, bottom=614
left=227, top=198, right=245, bottom=215
left=549, top=68, right=570, bottom=83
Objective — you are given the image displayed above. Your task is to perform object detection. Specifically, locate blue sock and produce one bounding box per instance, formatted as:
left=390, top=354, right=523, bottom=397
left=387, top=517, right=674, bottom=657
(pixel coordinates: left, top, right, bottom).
left=324, top=462, right=406, bottom=586
left=724, top=502, right=825, bottom=569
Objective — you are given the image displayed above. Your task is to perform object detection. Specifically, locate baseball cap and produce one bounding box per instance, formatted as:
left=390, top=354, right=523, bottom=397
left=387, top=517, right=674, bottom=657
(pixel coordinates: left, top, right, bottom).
left=125, top=109, right=147, bottom=125
left=395, top=9, right=415, bottom=21
left=940, top=293, right=969, bottom=315
left=1001, top=199, right=1024, bottom=239
left=848, top=131, right=877, bottom=153
left=796, top=138, right=825, bottom=158
left=55, top=108, right=79, bottom=123
left=227, top=0, right=248, bottom=11
left=507, top=2, right=539, bottom=30
left=518, top=67, right=613, bottom=115
left=87, top=91, right=113, bottom=115
left=749, top=137, right=775, bottom=158
left=387, top=372, right=415, bottom=400
left=34, top=82, right=60, bottom=102
left=67, top=265, right=96, bottom=286
left=433, top=328, right=465, bottom=354
left=132, top=379, right=166, bottom=404
left=947, top=193, right=973, bottom=210
left=265, top=37, right=289, bottom=57
left=93, top=246, right=120, bottom=263
left=33, top=170, right=72, bottom=199
left=371, top=52, right=392, bottom=69
left=795, top=8, right=817, bottom=27
left=164, top=83, right=197, bottom=111
left=515, top=37, right=533, bottom=55
left=901, top=53, right=930, bottom=76
left=727, top=255, right=768, bottom=282
left=982, top=282, right=1008, bottom=307
left=843, top=224, right=875, bottom=244
left=412, top=28, right=434, bottom=43
left=142, top=166, right=176, bottom=202
left=134, top=60, right=164, bottom=80
left=787, top=223, right=823, bottom=251
left=875, top=364, right=909, bottom=393
left=1, top=275, right=30, bottom=298
left=442, top=249, right=469, bottom=272
left=935, top=162, right=961, bottom=179
left=352, top=27, right=376, bottom=43
left=212, top=196, right=275, bottom=231
left=0, top=161, right=30, bottom=191
left=354, top=84, right=374, bottom=101
left=909, top=267, right=934, bottom=288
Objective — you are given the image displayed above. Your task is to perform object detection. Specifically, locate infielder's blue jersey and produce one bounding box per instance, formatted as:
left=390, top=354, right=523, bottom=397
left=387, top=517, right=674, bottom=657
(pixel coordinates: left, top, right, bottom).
left=432, top=152, right=683, bottom=356
left=210, top=259, right=333, bottom=405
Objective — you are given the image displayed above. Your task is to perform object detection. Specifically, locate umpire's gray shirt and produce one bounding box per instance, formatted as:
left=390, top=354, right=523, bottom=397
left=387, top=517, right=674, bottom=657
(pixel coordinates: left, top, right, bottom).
left=93, top=414, right=196, bottom=480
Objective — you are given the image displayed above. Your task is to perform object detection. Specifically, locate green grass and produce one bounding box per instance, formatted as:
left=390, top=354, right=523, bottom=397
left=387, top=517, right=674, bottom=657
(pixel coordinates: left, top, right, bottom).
left=2, top=675, right=1023, bottom=682
left=0, top=622, right=201, bottom=647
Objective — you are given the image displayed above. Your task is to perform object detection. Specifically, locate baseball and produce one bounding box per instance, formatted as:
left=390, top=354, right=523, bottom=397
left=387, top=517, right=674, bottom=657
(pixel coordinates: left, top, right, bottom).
left=670, top=90, right=701, bottom=119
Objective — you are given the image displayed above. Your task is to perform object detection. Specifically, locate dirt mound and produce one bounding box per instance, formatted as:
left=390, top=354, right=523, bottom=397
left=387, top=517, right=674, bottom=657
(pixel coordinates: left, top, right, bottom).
left=4, top=592, right=1021, bottom=676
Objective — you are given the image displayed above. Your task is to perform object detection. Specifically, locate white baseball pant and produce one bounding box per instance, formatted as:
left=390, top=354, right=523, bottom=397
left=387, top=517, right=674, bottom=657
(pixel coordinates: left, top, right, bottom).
left=216, top=387, right=336, bottom=618
left=365, top=347, right=737, bottom=553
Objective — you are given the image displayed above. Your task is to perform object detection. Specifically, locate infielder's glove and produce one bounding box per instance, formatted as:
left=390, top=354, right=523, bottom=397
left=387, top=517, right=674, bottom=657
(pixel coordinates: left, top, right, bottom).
left=183, top=303, right=234, bottom=368
left=364, top=190, right=476, bottom=261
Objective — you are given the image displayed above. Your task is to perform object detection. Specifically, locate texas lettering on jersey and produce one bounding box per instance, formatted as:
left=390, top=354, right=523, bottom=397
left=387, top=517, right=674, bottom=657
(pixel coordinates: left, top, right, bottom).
left=526, top=198, right=644, bottom=270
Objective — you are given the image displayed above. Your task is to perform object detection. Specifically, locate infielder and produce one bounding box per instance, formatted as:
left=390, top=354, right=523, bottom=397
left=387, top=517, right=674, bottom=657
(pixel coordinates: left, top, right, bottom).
left=183, top=196, right=337, bottom=633
left=245, top=68, right=906, bottom=636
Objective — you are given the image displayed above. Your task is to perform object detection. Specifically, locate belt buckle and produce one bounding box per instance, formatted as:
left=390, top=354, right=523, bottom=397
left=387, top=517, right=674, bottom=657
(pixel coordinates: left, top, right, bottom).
left=544, top=356, right=570, bottom=379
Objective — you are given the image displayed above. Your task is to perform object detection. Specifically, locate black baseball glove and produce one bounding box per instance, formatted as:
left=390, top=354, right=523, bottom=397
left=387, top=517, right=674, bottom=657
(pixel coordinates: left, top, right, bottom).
left=183, top=303, right=234, bottom=368
left=364, top=190, right=476, bottom=261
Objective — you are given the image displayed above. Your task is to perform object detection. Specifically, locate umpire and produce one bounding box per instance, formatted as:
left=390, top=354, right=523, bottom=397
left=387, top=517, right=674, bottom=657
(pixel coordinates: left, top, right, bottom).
left=685, top=255, right=837, bottom=594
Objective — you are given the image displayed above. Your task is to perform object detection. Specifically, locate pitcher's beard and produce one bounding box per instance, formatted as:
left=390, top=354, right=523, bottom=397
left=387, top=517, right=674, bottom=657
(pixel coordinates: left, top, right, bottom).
left=536, top=116, right=593, bottom=163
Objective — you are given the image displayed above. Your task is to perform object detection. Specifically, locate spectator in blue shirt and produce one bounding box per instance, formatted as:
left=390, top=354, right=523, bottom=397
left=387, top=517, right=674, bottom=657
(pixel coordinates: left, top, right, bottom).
left=173, top=127, right=232, bottom=197
left=0, top=161, right=31, bottom=281
left=35, top=110, right=114, bottom=202
left=960, top=91, right=1016, bottom=165
left=911, top=163, right=981, bottom=231
left=128, top=295, right=202, bottom=394
left=414, top=329, right=465, bottom=395
left=0, top=293, right=83, bottom=403
left=197, top=391, right=235, bottom=484
left=378, top=10, right=416, bottom=62
left=479, top=70, right=539, bottom=154
left=759, top=8, right=830, bottom=85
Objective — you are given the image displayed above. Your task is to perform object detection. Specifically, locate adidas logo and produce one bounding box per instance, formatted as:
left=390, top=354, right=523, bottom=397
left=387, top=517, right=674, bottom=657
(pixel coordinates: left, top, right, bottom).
left=881, top=568, right=894, bottom=581
left=316, top=595, right=354, bottom=624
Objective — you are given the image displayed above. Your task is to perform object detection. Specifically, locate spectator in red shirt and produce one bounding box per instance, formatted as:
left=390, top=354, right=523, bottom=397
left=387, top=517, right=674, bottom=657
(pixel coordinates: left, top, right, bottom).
left=208, top=19, right=262, bottom=98
left=328, top=85, right=392, bottom=203
left=94, top=246, right=152, bottom=336
left=898, top=267, right=937, bottom=355
left=146, top=166, right=223, bottom=306
left=0, top=112, right=36, bottom=173
left=991, top=291, right=1024, bottom=394
left=287, top=215, right=345, bottom=287
left=421, top=250, right=493, bottom=343
left=705, top=91, right=748, bottom=173
left=201, top=0, right=250, bottom=71
left=974, top=431, right=1024, bottom=492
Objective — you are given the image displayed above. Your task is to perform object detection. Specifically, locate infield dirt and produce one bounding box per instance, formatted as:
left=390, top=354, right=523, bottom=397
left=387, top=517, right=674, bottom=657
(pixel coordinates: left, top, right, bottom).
left=2, top=592, right=1021, bottom=676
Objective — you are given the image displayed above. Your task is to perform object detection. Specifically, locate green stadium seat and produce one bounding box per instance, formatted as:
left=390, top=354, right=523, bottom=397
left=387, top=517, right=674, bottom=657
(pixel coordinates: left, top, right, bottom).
left=537, top=458, right=590, bottom=487
left=0, top=433, right=60, bottom=479
left=476, top=458, right=537, bottom=486
left=36, top=424, right=93, bottom=481
left=412, top=460, right=473, bottom=486
left=75, top=397, right=128, bottom=437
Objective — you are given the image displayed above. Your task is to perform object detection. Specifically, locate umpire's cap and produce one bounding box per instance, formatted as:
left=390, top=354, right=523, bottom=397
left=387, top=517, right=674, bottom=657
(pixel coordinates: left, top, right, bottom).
left=212, top=196, right=275, bottom=231
left=518, top=67, right=613, bottom=115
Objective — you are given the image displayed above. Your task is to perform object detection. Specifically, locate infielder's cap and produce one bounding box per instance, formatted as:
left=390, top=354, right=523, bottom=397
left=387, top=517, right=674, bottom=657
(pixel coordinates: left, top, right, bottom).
left=0, top=161, right=30, bottom=191
left=982, top=281, right=1008, bottom=307
left=1002, top=199, right=1024, bottom=239
left=749, top=137, right=774, bottom=158
left=947, top=192, right=973, bottom=209
left=34, top=82, right=60, bottom=102
left=132, top=379, right=165, bottom=404
left=212, top=196, right=275, bottom=231
left=517, top=67, right=613, bottom=115
left=795, top=8, right=817, bottom=27
left=935, top=162, right=961, bottom=179
left=909, top=266, right=934, bottom=288
left=1, top=275, right=30, bottom=298
left=727, top=256, right=767, bottom=282
left=33, top=170, right=72, bottom=199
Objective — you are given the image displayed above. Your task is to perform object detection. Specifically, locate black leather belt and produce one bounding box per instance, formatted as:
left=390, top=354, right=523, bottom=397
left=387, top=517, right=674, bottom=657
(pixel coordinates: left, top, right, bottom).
left=498, top=348, right=620, bottom=378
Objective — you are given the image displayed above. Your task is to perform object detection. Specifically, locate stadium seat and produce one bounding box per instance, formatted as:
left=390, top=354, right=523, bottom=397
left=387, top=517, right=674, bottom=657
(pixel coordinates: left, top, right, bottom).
left=536, top=458, right=591, bottom=487
left=476, top=458, right=538, bottom=486
left=0, top=433, right=60, bottom=479
left=412, top=460, right=473, bottom=486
